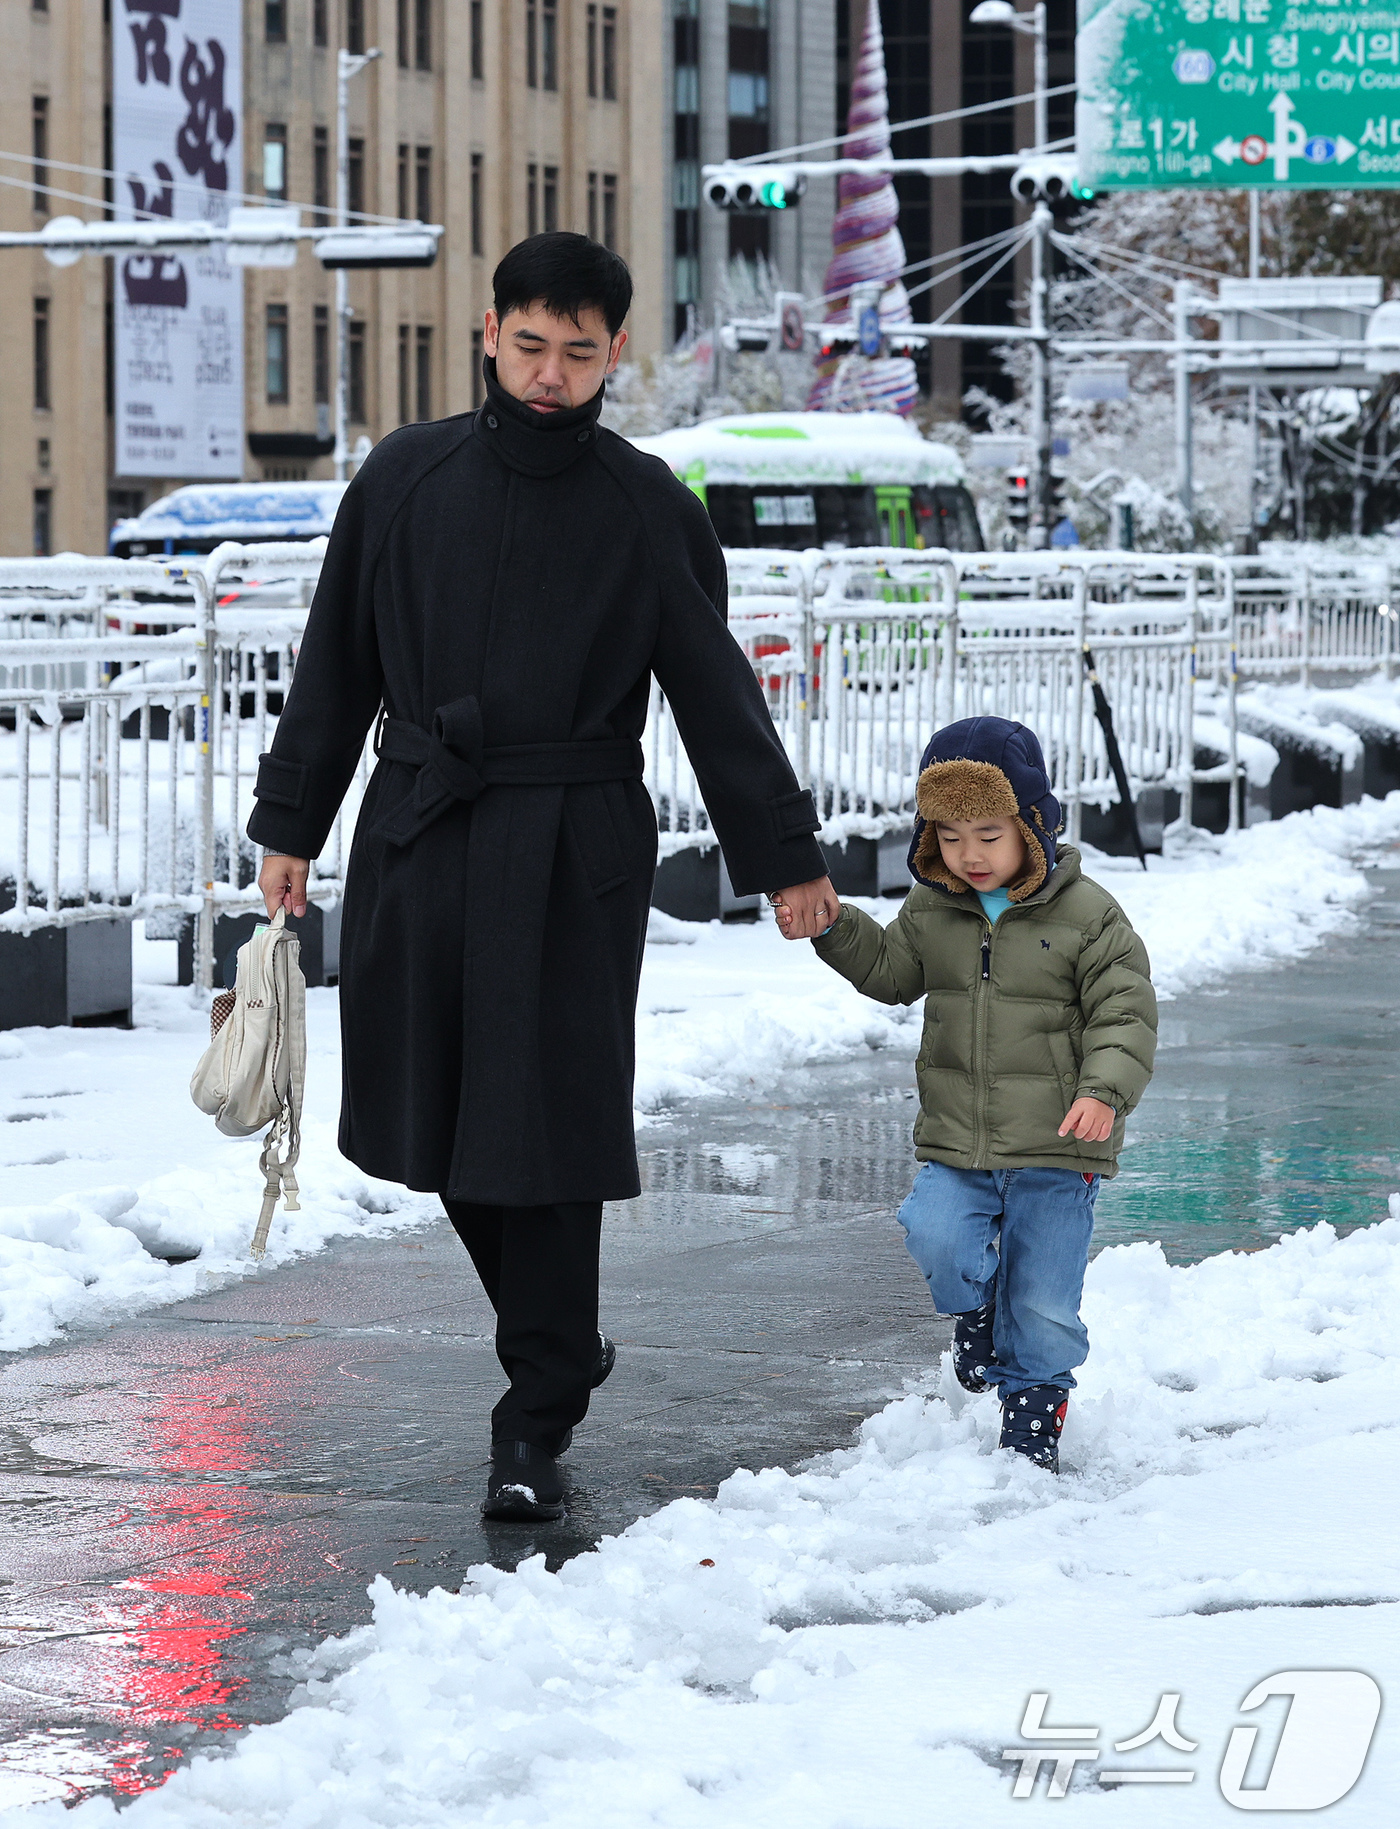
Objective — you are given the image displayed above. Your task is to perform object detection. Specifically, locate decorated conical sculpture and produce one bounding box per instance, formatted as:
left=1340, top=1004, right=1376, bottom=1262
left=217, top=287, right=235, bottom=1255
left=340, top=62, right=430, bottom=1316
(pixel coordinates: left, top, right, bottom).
left=808, top=0, right=919, bottom=414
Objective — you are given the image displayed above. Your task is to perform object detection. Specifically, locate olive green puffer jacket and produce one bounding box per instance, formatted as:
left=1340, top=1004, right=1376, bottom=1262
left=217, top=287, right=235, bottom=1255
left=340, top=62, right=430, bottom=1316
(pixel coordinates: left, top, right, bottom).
left=812, top=847, right=1156, bottom=1177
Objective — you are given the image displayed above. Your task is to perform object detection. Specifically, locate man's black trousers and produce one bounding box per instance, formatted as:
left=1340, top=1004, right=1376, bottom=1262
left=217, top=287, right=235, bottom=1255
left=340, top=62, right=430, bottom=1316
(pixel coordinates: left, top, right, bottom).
left=442, top=1199, right=602, bottom=1453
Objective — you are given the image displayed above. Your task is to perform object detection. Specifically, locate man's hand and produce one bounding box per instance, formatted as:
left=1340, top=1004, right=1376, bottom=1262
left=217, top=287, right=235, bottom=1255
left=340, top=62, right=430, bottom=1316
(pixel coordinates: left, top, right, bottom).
left=1058, top=1096, right=1115, bottom=1144
left=771, top=876, right=839, bottom=941
left=259, top=854, right=310, bottom=920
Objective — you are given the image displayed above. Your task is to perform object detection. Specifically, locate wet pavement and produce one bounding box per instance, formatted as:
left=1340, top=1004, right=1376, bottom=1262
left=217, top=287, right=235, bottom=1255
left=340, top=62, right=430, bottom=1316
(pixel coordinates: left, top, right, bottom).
left=0, top=864, right=1395, bottom=1805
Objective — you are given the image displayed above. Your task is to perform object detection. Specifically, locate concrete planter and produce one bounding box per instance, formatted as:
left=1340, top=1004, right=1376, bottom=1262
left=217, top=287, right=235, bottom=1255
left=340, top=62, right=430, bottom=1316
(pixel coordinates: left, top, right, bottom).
left=0, top=917, right=133, bottom=1031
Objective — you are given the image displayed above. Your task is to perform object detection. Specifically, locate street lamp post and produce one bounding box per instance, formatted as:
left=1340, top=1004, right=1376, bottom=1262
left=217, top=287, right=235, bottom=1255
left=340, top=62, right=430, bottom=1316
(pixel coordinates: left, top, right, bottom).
left=970, top=1, right=1052, bottom=543
left=335, top=45, right=381, bottom=482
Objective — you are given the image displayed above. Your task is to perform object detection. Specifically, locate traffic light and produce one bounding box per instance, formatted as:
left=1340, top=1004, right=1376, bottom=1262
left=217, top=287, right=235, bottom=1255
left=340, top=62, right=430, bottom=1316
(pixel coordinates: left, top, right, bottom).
left=704, top=166, right=807, bottom=213
left=1006, top=469, right=1031, bottom=539
left=1009, top=156, right=1094, bottom=208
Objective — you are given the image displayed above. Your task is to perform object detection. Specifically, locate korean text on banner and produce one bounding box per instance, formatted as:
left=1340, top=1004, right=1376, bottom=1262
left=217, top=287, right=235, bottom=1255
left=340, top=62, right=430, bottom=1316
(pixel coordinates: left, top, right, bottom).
left=1078, top=0, right=1400, bottom=191
left=113, top=1, right=244, bottom=480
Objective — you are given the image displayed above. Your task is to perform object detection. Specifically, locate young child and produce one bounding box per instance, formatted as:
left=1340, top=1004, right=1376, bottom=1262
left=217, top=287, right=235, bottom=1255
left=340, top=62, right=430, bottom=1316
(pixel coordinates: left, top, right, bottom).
left=781, top=716, right=1157, bottom=1472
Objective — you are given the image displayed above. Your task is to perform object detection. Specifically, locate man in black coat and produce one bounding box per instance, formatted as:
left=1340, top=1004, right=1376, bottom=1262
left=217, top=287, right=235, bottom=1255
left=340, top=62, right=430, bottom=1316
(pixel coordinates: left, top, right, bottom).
left=251, top=233, right=834, bottom=1522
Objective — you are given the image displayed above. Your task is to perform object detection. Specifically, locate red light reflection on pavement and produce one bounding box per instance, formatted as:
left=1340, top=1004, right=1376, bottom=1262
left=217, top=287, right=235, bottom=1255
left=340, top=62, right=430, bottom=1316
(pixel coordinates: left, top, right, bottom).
left=9, top=1368, right=302, bottom=1805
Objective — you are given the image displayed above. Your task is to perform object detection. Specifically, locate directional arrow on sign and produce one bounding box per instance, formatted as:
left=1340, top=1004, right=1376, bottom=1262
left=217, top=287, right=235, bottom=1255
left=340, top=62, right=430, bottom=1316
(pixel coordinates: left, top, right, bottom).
left=1213, top=136, right=1241, bottom=165
left=1268, top=92, right=1308, bottom=180
left=1335, top=135, right=1358, bottom=164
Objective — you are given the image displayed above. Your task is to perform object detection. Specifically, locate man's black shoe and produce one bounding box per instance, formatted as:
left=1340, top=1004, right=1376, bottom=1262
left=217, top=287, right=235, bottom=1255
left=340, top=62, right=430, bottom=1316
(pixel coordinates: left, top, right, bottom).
left=999, top=1384, right=1068, bottom=1472
left=592, top=1332, right=616, bottom=1388
left=482, top=1441, right=566, bottom=1522
left=952, top=1300, right=998, bottom=1393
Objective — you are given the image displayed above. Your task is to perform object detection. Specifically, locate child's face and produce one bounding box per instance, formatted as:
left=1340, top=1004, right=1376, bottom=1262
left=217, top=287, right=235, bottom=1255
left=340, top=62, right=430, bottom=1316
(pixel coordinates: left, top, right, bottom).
left=935, top=818, right=1027, bottom=892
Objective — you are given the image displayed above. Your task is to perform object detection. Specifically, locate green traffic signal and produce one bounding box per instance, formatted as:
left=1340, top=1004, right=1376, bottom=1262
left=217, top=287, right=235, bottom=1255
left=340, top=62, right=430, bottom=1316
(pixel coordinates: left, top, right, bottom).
left=759, top=180, right=788, bottom=209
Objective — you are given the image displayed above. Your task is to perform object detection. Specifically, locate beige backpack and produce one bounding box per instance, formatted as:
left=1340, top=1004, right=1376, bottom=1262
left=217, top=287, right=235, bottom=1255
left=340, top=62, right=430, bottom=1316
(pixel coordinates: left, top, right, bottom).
left=190, top=907, right=306, bottom=1258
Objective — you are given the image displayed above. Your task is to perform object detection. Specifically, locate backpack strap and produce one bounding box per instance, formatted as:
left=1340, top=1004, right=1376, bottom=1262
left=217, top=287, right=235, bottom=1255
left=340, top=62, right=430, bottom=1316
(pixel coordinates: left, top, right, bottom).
left=250, top=914, right=308, bottom=1260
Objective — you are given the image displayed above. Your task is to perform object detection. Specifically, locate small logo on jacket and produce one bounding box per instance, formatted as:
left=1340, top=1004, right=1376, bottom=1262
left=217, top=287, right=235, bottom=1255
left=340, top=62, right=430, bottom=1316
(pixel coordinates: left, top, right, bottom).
left=1041, top=939, right=1051, bottom=950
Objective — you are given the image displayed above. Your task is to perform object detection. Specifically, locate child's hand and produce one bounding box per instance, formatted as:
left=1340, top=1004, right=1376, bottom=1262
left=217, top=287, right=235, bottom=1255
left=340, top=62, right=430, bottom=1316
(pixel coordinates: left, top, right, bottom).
left=1058, top=1096, right=1115, bottom=1143
left=770, top=878, right=839, bottom=940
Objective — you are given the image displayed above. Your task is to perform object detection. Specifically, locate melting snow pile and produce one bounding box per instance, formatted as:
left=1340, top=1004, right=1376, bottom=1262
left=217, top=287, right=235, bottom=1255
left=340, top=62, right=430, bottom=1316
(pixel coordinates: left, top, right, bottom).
left=0, top=971, right=436, bottom=1353
left=34, top=1203, right=1400, bottom=1827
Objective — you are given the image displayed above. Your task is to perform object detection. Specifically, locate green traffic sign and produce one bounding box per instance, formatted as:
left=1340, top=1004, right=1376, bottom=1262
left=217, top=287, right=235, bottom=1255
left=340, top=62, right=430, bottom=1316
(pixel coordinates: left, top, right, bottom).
left=1078, top=0, right=1400, bottom=189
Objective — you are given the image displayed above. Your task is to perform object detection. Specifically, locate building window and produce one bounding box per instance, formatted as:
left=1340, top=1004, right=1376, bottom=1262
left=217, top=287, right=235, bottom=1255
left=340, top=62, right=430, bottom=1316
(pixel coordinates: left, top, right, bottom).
left=587, top=170, right=598, bottom=241
left=265, top=303, right=289, bottom=404
left=542, top=165, right=558, bottom=233
left=347, top=0, right=364, bottom=56
left=397, top=142, right=409, bottom=220
left=33, top=0, right=49, bottom=13
left=472, top=328, right=484, bottom=406
left=471, top=1, right=484, bottom=80
left=527, top=162, right=538, bottom=236
left=398, top=323, right=411, bottom=424
left=526, top=1, right=536, bottom=87
left=265, top=0, right=286, bottom=43
left=602, top=7, right=617, bottom=100
left=263, top=124, right=287, bottom=200
left=34, top=297, right=50, bottom=410
left=415, top=145, right=432, bottom=223
left=415, top=0, right=431, bottom=70
left=314, top=0, right=328, bottom=47
left=33, top=489, right=52, bottom=558
left=587, top=4, right=598, bottom=97
left=542, top=0, right=558, bottom=90
left=348, top=320, right=366, bottom=423
left=415, top=325, right=433, bottom=421
left=314, top=304, right=330, bottom=405
left=602, top=172, right=617, bottom=250
left=470, top=152, right=483, bottom=254
left=674, top=0, right=700, bottom=339
left=32, top=97, right=49, bottom=216
left=348, top=137, right=365, bottom=220
left=397, top=0, right=409, bottom=66
left=105, top=297, right=114, bottom=416
left=314, top=125, right=329, bottom=217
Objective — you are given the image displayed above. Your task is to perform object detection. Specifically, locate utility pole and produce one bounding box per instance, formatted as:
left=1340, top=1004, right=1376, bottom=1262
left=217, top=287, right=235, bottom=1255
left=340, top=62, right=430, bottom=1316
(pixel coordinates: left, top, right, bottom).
left=1247, top=190, right=1261, bottom=542
left=1030, top=203, right=1054, bottom=548
left=1174, top=281, right=1195, bottom=525
left=335, top=45, right=381, bottom=482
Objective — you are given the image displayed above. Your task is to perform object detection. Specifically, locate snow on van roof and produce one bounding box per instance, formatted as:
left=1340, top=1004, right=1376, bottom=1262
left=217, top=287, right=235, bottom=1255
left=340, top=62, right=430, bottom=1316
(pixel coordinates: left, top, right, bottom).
left=112, top=482, right=348, bottom=544
left=630, top=412, right=967, bottom=488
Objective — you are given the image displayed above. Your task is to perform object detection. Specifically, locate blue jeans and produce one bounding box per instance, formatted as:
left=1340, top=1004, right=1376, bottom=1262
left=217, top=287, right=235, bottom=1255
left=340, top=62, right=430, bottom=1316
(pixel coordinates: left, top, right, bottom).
left=897, top=1162, right=1098, bottom=1397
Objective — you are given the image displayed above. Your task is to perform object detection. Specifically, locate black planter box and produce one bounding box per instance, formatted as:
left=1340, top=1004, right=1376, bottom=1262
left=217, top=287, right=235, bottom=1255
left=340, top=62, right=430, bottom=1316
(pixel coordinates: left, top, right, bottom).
left=0, top=917, right=133, bottom=1031
left=650, top=848, right=763, bottom=923
left=177, top=903, right=327, bottom=989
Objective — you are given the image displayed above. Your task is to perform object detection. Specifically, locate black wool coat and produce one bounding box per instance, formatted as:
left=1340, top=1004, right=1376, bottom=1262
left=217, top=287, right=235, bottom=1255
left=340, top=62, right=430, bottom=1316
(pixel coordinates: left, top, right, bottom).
left=246, top=364, right=826, bottom=1206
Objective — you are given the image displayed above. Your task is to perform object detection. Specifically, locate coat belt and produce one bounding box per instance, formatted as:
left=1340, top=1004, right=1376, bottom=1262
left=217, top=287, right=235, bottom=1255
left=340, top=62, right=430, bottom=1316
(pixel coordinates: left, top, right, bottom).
left=371, top=695, right=644, bottom=852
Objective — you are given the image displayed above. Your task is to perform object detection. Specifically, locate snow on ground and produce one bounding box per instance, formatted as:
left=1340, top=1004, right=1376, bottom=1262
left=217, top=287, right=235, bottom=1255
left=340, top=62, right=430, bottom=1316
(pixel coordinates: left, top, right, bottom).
left=0, top=938, right=438, bottom=1354
left=25, top=1201, right=1400, bottom=1827
left=3, top=793, right=1399, bottom=1359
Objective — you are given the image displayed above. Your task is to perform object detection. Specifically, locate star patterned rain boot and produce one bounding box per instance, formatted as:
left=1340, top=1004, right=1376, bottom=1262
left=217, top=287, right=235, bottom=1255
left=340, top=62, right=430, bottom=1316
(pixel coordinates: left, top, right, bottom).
left=952, top=1300, right=998, bottom=1393
left=999, top=1384, right=1068, bottom=1472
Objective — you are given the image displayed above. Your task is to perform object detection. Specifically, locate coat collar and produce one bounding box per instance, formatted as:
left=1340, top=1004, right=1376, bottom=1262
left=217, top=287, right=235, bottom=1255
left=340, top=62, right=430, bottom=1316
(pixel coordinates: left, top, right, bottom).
left=475, top=356, right=604, bottom=477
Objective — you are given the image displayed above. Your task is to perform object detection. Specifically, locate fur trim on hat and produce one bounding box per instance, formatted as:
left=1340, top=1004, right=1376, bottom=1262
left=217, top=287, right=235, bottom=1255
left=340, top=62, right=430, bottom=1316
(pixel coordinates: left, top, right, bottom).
left=911, top=759, right=1050, bottom=901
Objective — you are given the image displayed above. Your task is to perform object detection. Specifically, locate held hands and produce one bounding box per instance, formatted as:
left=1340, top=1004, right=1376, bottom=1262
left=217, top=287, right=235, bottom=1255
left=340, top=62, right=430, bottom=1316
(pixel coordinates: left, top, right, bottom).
left=1058, top=1096, right=1115, bottom=1144
left=771, top=876, right=840, bottom=941
left=259, top=854, right=310, bottom=920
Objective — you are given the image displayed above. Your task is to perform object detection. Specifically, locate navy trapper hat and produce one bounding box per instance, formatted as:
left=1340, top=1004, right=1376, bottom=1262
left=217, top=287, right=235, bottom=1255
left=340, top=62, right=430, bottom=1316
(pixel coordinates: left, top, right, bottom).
left=907, top=716, right=1063, bottom=901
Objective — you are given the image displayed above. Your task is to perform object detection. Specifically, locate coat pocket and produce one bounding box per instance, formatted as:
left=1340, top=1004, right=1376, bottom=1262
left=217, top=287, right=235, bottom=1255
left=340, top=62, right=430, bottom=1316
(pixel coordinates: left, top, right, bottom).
left=1047, top=1029, right=1079, bottom=1116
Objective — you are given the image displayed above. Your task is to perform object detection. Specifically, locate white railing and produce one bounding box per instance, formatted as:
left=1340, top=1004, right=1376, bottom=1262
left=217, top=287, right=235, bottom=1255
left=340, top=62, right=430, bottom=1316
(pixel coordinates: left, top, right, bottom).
left=3, top=542, right=1396, bottom=1000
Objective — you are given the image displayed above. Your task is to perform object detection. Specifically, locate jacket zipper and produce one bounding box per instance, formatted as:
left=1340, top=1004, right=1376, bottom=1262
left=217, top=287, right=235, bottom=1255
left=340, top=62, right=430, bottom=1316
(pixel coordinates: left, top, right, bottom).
left=970, top=918, right=991, bottom=1168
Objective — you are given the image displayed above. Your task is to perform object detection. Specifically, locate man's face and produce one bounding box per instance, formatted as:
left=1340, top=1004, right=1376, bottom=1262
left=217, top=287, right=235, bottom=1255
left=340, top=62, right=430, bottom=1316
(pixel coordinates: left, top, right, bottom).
left=483, top=301, right=627, bottom=412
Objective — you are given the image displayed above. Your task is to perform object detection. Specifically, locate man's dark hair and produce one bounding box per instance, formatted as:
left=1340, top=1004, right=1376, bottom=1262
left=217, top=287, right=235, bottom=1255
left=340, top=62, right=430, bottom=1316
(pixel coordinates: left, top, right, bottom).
left=492, top=232, right=633, bottom=337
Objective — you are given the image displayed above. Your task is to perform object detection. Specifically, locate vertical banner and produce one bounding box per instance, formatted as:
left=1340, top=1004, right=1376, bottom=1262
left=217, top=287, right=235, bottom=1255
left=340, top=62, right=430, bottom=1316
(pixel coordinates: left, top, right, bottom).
left=113, top=2, right=243, bottom=479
